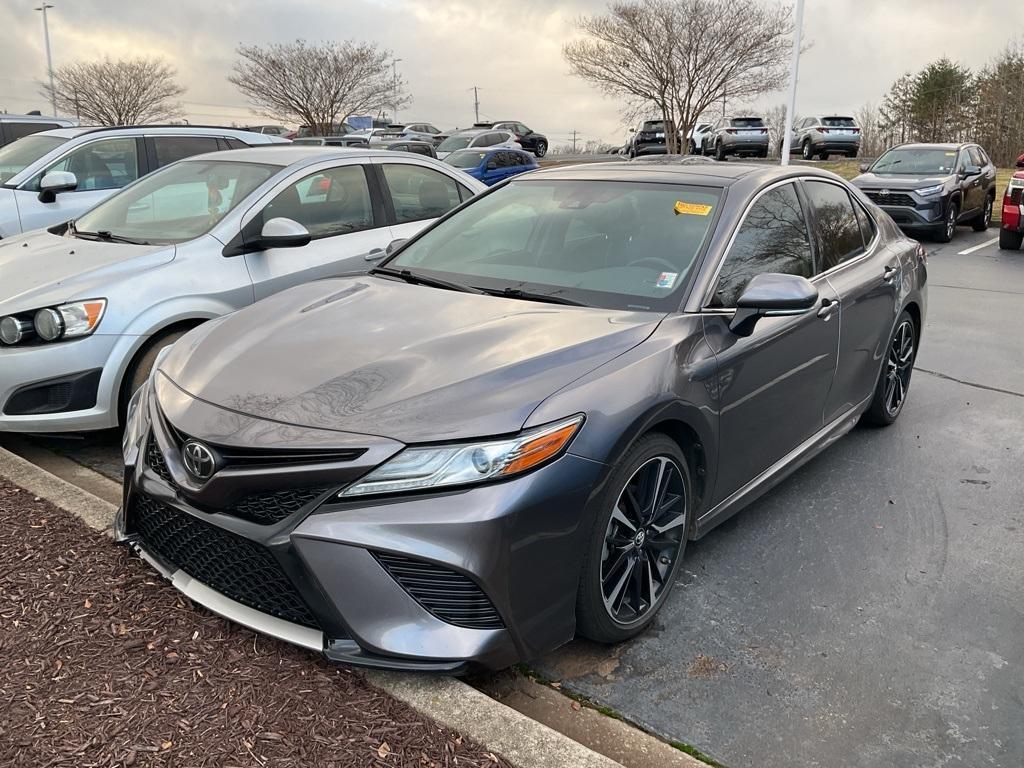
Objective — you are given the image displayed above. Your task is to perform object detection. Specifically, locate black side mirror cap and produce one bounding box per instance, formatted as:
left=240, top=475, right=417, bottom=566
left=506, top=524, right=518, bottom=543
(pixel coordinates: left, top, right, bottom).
left=729, top=273, right=819, bottom=336
left=961, top=165, right=982, bottom=178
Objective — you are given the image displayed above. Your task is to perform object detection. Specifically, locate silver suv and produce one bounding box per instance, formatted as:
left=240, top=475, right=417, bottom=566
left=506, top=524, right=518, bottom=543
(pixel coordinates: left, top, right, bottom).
left=783, top=116, right=861, bottom=160
left=0, top=125, right=287, bottom=238
left=0, top=114, right=77, bottom=147
left=700, top=116, right=769, bottom=160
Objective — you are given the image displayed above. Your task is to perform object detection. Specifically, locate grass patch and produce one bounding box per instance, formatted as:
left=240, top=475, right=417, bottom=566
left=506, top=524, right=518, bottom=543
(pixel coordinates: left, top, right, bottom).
left=669, top=740, right=729, bottom=768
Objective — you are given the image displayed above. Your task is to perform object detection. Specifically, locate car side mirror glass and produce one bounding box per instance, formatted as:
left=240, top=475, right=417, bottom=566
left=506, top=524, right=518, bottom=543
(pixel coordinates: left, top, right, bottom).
left=258, top=217, right=311, bottom=249
left=729, top=273, right=819, bottom=337
left=38, top=170, right=77, bottom=203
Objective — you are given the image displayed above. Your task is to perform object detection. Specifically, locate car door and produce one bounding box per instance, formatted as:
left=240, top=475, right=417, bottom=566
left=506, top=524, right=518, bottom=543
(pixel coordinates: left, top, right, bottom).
left=243, top=161, right=389, bottom=300
left=967, top=146, right=995, bottom=211
left=801, top=179, right=898, bottom=422
left=955, top=148, right=982, bottom=216
left=375, top=160, right=469, bottom=241
left=701, top=180, right=841, bottom=501
left=14, top=136, right=143, bottom=233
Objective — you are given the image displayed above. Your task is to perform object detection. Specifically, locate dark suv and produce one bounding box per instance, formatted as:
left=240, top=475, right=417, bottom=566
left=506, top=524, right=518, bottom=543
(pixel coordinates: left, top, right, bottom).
left=490, top=122, right=549, bottom=158
left=852, top=142, right=997, bottom=243
left=629, top=119, right=680, bottom=157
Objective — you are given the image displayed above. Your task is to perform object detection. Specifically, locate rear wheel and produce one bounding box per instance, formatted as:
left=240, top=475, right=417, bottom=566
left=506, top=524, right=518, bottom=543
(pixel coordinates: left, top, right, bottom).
left=714, top=141, right=726, bottom=161
left=862, top=311, right=917, bottom=426
left=534, top=140, right=547, bottom=158
left=999, top=227, right=1024, bottom=250
left=819, top=151, right=831, bottom=160
left=971, top=194, right=994, bottom=232
left=934, top=201, right=958, bottom=243
left=117, top=329, right=189, bottom=427
left=576, top=434, right=691, bottom=643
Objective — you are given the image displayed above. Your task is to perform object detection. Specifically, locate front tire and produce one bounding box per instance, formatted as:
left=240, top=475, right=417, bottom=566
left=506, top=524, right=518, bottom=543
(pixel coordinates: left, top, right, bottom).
left=971, top=194, right=994, bottom=232
left=576, top=434, right=692, bottom=644
left=714, top=141, right=726, bottom=161
left=862, top=311, right=917, bottom=426
left=534, top=140, right=547, bottom=158
left=801, top=139, right=813, bottom=161
left=999, top=227, right=1023, bottom=250
left=934, top=201, right=958, bottom=243
left=117, top=329, right=189, bottom=427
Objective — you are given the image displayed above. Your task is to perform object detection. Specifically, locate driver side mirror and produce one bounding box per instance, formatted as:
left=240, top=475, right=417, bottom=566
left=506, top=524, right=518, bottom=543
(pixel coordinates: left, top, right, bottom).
left=729, top=273, right=819, bottom=337
left=858, top=163, right=870, bottom=173
left=38, top=171, right=78, bottom=203
left=486, top=160, right=497, bottom=170
left=960, top=164, right=982, bottom=178
left=385, top=238, right=407, bottom=256
left=257, top=217, right=311, bottom=249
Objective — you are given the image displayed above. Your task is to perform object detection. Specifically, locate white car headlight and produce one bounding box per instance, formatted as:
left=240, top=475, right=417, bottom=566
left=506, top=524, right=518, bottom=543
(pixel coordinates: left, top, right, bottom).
left=340, top=415, right=584, bottom=498
left=915, top=184, right=944, bottom=197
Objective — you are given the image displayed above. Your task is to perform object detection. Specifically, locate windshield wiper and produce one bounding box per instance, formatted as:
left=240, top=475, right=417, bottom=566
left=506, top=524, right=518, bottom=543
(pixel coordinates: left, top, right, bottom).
left=72, top=229, right=151, bottom=245
left=371, top=266, right=483, bottom=294
left=480, top=286, right=586, bottom=306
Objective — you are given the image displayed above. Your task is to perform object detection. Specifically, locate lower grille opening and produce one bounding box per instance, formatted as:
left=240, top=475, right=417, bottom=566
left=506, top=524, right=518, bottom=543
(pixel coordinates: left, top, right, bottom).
left=129, top=493, right=321, bottom=630
left=373, top=552, right=504, bottom=630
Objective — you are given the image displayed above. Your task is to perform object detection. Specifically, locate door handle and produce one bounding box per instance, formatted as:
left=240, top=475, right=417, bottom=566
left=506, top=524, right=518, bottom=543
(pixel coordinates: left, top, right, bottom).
left=363, top=248, right=385, bottom=261
left=817, top=298, right=837, bottom=319
left=882, top=264, right=898, bottom=282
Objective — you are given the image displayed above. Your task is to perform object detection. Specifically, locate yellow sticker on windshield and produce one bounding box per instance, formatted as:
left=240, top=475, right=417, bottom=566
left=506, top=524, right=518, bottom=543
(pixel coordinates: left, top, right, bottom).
left=674, top=201, right=713, bottom=216
left=944, top=152, right=956, bottom=156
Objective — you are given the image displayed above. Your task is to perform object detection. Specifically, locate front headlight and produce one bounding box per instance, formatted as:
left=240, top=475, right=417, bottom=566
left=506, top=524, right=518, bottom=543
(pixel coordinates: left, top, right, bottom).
left=0, top=299, right=107, bottom=346
left=121, top=377, right=152, bottom=465
left=339, top=415, right=584, bottom=498
left=915, top=184, right=944, bottom=197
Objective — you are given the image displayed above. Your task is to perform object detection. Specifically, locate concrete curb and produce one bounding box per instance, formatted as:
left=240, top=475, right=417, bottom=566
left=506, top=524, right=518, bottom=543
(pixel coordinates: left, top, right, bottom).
left=0, top=446, right=623, bottom=768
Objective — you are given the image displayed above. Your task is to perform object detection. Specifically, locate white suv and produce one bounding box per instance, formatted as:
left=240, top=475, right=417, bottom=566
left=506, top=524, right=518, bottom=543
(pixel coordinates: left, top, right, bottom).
left=0, top=125, right=287, bottom=238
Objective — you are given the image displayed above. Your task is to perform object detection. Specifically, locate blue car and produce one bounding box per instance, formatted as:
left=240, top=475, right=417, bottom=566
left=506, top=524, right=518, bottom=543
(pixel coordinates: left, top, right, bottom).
left=444, top=147, right=538, bottom=186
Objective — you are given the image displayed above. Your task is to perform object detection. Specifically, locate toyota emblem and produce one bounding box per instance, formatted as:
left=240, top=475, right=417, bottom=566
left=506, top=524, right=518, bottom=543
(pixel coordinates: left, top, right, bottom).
left=880, top=189, right=891, bottom=196
left=182, top=440, right=216, bottom=481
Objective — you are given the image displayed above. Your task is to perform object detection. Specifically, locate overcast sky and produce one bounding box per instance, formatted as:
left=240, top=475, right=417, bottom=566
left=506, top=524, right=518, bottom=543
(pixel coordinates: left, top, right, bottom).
left=1, top=0, right=1020, bottom=146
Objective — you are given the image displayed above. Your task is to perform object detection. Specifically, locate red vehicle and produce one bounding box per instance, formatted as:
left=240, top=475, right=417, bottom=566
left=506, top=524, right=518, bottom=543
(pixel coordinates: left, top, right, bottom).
left=999, top=153, right=1024, bottom=250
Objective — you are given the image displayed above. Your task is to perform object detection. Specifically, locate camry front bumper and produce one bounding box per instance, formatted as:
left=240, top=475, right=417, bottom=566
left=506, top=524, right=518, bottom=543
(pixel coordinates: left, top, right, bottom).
left=116, top=376, right=606, bottom=671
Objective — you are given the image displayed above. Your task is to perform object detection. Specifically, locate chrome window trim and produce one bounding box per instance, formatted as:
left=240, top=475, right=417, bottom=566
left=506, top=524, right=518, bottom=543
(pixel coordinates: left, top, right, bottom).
left=802, top=177, right=880, bottom=281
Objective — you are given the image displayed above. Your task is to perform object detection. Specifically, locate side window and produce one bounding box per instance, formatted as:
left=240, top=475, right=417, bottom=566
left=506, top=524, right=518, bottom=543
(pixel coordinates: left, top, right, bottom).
left=852, top=198, right=876, bottom=249
left=153, top=136, right=221, bottom=167
left=381, top=163, right=461, bottom=223
left=261, top=164, right=374, bottom=239
left=41, top=138, right=139, bottom=191
left=224, top=138, right=248, bottom=150
left=956, top=150, right=969, bottom=172
left=411, top=144, right=430, bottom=156
left=425, top=125, right=440, bottom=135
left=6, top=122, right=60, bottom=142
left=803, top=180, right=864, bottom=271
left=711, top=183, right=813, bottom=307
left=967, top=147, right=984, bottom=167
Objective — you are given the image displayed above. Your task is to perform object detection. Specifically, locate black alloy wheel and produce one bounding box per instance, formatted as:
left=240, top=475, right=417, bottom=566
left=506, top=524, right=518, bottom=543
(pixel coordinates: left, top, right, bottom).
left=576, top=434, right=691, bottom=643
left=864, top=310, right=916, bottom=426
left=534, top=140, right=547, bottom=158
left=936, top=201, right=958, bottom=243
left=972, top=195, right=993, bottom=232
left=715, top=141, right=726, bottom=161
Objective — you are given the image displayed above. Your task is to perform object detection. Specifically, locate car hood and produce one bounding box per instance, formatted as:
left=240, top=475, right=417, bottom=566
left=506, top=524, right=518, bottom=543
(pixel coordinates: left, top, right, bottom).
left=852, top=172, right=953, bottom=190
left=0, top=229, right=172, bottom=315
left=159, top=276, right=662, bottom=443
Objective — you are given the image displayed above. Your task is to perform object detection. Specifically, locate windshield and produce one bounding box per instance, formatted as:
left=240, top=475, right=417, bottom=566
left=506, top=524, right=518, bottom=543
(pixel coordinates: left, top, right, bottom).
left=871, top=148, right=958, bottom=175
left=438, top=135, right=474, bottom=152
left=73, top=160, right=277, bottom=244
left=445, top=150, right=487, bottom=169
left=386, top=179, right=722, bottom=311
left=0, top=134, right=69, bottom=184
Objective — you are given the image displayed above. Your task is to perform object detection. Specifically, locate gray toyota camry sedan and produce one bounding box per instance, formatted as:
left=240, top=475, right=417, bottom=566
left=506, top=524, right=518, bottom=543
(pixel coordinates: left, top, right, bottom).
left=117, top=162, right=927, bottom=671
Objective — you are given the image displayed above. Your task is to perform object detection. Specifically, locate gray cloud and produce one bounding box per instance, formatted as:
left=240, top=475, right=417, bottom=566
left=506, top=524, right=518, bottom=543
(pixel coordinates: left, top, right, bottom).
left=2, top=0, right=1020, bottom=146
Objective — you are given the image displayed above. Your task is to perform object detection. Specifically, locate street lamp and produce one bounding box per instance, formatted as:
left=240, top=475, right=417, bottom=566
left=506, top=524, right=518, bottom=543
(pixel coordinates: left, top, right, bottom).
left=35, top=4, right=56, bottom=117
left=779, top=0, right=805, bottom=166
left=391, top=58, right=402, bottom=124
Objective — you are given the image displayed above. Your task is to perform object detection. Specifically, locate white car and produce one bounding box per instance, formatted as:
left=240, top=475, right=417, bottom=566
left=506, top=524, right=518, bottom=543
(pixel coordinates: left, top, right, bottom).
left=0, top=125, right=288, bottom=238
left=0, top=147, right=485, bottom=433
left=688, top=123, right=714, bottom=154
left=435, top=129, right=520, bottom=159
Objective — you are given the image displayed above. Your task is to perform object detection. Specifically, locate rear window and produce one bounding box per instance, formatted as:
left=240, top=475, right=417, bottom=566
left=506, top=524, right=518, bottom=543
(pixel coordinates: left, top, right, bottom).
left=730, top=118, right=765, bottom=128
left=822, top=117, right=857, bottom=128
left=642, top=121, right=666, bottom=131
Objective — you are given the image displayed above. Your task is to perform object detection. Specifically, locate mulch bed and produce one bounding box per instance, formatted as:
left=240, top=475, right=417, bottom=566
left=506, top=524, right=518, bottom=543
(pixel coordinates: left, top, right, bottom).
left=0, top=480, right=507, bottom=768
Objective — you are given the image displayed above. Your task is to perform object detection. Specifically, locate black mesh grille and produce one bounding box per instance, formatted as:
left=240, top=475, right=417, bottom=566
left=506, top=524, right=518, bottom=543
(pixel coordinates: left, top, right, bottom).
left=129, top=494, right=321, bottom=630
left=146, top=437, right=174, bottom=485
left=230, top=486, right=333, bottom=525
left=865, top=191, right=916, bottom=207
left=374, top=552, right=503, bottom=630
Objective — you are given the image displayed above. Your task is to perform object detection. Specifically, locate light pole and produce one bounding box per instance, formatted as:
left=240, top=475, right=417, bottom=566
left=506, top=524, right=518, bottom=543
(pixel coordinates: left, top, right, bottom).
left=391, top=58, right=402, bottom=124
left=779, top=0, right=805, bottom=166
left=35, top=4, right=57, bottom=117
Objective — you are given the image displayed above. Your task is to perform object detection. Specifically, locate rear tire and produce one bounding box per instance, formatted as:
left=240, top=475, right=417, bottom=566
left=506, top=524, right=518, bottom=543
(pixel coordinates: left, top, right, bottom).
left=714, top=141, right=726, bottom=161
left=999, top=227, right=1024, bottom=250
left=801, top=140, right=813, bottom=161
left=576, top=434, right=691, bottom=644
left=819, top=151, right=831, bottom=161
left=534, top=141, right=547, bottom=158
left=934, top=201, right=958, bottom=243
left=862, top=310, right=917, bottom=427
left=971, top=194, right=994, bottom=232
left=117, top=329, right=190, bottom=427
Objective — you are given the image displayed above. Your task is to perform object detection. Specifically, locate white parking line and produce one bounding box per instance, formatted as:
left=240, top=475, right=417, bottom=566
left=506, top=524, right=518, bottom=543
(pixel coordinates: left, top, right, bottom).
left=958, top=237, right=998, bottom=255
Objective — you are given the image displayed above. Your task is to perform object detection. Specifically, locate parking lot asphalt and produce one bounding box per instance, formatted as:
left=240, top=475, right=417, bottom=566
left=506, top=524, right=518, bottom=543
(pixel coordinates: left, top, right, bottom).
left=3, top=227, right=1021, bottom=767
left=534, top=228, right=1024, bottom=767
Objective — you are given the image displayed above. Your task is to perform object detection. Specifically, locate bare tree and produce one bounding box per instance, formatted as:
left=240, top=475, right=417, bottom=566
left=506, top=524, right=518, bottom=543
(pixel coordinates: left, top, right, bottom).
left=40, top=57, right=184, bottom=125
left=854, top=102, right=884, bottom=158
left=230, top=40, right=409, bottom=135
left=763, top=102, right=800, bottom=156
left=564, top=0, right=795, bottom=154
